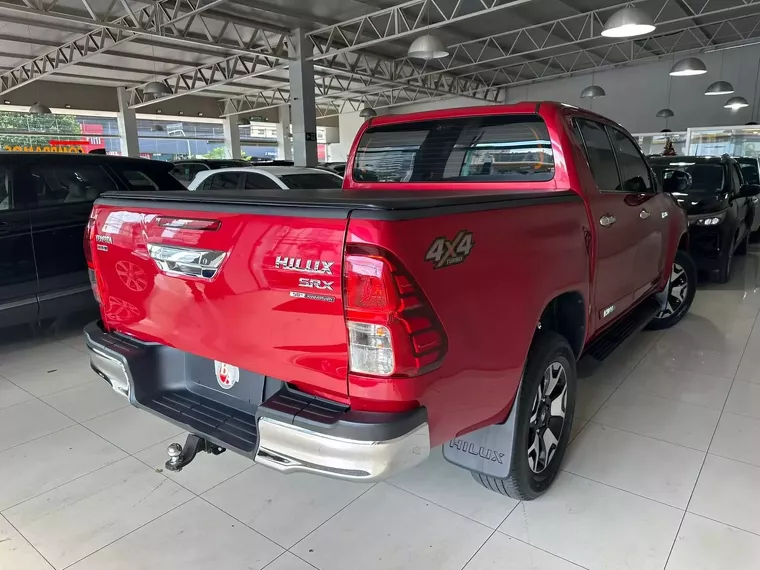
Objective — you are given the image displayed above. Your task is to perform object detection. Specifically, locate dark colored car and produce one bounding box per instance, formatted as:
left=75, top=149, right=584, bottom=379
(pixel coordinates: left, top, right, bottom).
left=736, top=157, right=760, bottom=235
left=0, top=153, right=183, bottom=330
left=171, top=159, right=249, bottom=185
left=650, top=155, right=760, bottom=282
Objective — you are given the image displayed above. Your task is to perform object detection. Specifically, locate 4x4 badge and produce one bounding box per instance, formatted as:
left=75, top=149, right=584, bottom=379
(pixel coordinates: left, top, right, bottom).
left=425, top=230, right=474, bottom=269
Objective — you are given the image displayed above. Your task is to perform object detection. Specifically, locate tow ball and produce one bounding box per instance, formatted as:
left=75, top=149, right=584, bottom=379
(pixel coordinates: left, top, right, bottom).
left=165, top=434, right=226, bottom=472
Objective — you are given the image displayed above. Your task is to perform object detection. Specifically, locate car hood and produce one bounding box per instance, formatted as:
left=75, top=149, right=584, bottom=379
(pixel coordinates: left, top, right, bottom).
left=675, top=192, right=730, bottom=216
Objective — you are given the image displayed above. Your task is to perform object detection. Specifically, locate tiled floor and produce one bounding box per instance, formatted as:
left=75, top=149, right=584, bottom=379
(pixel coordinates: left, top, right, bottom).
left=4, top=252, right=760, bottom=570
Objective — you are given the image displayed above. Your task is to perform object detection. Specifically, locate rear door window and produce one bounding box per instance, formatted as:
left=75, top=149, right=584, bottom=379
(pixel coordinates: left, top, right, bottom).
left=25, top=165, right=116, bottom=206
left=244, top=173, right=281, bottom=189
left=109, top=164, right=184, bottom=191
left=279, top=173, right=343, bottom=189
left=575, top=119, right=622, bottom=191
left=353, top=115, right=554, bottom=183
left=209, top=172, right=242, bottom=190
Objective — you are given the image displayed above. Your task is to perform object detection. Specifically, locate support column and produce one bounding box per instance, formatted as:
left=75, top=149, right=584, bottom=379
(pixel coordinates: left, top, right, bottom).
left=116, top=87, right=139, bottom=158
left=223, top=116, right=241, bottom=159
left=276, top=104, right=293, bottom=161
left=289, top=28, right=317, bottom=167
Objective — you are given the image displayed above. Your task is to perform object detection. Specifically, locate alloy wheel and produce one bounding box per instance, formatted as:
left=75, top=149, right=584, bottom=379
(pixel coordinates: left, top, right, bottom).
left=656, top=262, right=688, bottom=319
left=527, top=361, right=568, bottom=474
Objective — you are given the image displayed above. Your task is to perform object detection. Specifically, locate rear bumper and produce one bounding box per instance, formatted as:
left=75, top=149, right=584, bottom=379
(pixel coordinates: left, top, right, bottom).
left=84, top=321, right=429, bottom=482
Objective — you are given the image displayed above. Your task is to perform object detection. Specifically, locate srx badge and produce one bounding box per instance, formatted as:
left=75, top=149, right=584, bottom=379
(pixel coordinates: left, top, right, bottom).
left=425, top=230, right=474, bottom=269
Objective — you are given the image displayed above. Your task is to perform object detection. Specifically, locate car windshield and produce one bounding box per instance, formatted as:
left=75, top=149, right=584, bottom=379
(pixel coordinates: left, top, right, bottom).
left=650, top=162, right=726, bottom=194
left=279, top=173, right=343, bottom=189
left=738, top=160, right=759, bottom=184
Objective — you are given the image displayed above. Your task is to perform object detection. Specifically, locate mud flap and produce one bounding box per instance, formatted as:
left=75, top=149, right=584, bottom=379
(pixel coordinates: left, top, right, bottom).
left=442, top=389, right=521, bottom=479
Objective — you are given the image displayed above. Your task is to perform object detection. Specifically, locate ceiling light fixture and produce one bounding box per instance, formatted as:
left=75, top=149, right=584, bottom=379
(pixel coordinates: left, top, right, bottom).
left=197, top=112, right=203, bottom=117
left=656, top=108, right=675, bottom=118
left=3, top=100, right=10, bottom=104
left=601, top=6, right=656, bottom=38
left=178, top=110, right=184, bottom=116
left=407, top=34, right=449, bottom=60
left=29, top=102, right=52, bottom=114
left=580, top=85, right=606, bottom=98
left=359, top=106, right=377, bottom=119
left=143, top=81, right=170, bottom=96
left=670, top=57, right=707, bottom=76
left=156, top=109, right=162, bottom=114
left=705, top=80, right=735, bottom=96
left=724, top=96, right=749, bottom=109
left=407, top=2, right=448, bottom=60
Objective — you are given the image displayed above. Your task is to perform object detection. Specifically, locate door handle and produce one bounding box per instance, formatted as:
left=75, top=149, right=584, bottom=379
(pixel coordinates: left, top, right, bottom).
left=600, top=215, right=617, bottom=227
left=640, top=209, right=651, bottom=219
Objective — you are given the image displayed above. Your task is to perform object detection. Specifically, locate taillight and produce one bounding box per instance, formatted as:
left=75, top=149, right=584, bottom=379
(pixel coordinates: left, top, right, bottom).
left=344, top=245, right=447, bottom=377
left=84, top=215, right=101, bottom=304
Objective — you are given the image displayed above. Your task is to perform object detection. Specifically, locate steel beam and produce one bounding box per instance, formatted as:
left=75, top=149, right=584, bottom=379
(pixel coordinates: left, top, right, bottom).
left=0, top=0, right=227, bottom=95
left=0, top=0, right=292, bottom=61
left=307, top=0, right=535, bottom=60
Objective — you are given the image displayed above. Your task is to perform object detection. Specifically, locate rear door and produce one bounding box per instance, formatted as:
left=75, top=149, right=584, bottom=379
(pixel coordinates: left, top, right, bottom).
left=23, top=159, right=116, bottom=318
left=574, top=118, right=640, bottom=329
left=0, top=165, right=38, bottom=326
left=731, top=161, right=750, bottom=239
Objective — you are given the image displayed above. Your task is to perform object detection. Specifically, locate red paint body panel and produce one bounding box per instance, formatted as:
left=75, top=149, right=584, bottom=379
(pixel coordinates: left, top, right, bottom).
left=89, top=101, right=688, bottom=448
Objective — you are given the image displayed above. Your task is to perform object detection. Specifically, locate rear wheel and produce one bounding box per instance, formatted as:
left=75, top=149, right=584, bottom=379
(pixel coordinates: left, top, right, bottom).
left=471, top=331, right=576, bottom=500
left=647, top=250, right=696, bottom=330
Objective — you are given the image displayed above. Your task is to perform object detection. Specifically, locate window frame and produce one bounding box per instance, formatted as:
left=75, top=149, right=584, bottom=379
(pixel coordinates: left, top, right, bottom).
left=731, top=162, right=744, bottom=193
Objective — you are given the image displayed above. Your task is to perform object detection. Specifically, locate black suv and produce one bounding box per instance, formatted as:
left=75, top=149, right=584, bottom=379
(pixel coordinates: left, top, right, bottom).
left=0, top=153, right=183, bottom=329
left=650, top=155, right=760, bottom=283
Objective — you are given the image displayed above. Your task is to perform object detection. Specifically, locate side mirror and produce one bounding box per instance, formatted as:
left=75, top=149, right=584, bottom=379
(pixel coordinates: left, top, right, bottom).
left=738, top=183, right=760, bottom=198
left=662, top=169, right=691, bottom=194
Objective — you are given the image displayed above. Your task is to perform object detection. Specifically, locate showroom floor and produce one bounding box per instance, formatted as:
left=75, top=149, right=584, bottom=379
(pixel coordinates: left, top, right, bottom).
left=3, top=255, right=760, bottom=570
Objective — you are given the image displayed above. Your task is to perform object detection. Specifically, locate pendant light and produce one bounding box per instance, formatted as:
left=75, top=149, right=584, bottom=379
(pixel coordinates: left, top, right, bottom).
left=656, top=108, right=675, bottom=118
left=144, top=44, right=171, bottom=97
left=29, top=102, right=52, bottom=114
left=580, top=85, right=606, bottom=98
left=601, top=6, right=656, bottom=38
left=670, top=57, right=707, bottom=76
left=724, top=96, right=749, bottom=110
left=26, top=25, right=51, bottom=114
left=407, top=3, right=448, bottom=60
left=359, top=106, right=377, bottom=119
left=705, top=52, right=734, bottom=95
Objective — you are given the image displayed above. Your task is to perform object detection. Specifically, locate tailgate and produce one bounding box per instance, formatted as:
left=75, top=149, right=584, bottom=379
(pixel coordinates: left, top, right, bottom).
left=90, top=198, right=349, bottom=399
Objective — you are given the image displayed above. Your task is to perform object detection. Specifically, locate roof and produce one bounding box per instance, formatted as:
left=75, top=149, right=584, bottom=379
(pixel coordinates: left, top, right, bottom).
left=648, top=156, right=729, bottom=164
left=209, top=166, right=339, bottom=177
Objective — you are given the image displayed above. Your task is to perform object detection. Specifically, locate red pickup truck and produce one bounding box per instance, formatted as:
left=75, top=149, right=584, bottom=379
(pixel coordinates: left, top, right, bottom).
left=84, top=102, right=694, bottom=500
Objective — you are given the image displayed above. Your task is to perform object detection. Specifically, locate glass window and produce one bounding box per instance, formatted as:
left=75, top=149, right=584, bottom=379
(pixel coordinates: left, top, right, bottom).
left=739, top=159, right=760, bottom=185
left=26, top=165, right=116, bottom=206
left=353, top=115, right=554, bottom=183
left=171, top=163, right=207, bottom=185
left=608, top=127, right=653, bottom=193
left=279, top=173, right=343, bottom=189
left=210, top=172, right=242, bottom=190
left=650, top=160, right=726, bottom=194
left=109, top=164, right=185, bottom=191
left=575, top=119, right=621, bottom=191
left=244, top=173, right=280, bottom=190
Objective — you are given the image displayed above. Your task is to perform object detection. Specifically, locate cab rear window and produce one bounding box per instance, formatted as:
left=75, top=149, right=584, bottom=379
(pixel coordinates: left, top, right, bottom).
left=353, top=115, right=554, bottom=183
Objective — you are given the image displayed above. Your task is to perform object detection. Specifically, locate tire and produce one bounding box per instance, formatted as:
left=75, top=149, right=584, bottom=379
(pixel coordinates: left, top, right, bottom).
left=646, top=250, right=697, bottom=330
left=470, top=330, right=576, bottom=500
left=736, top=231, right=750, bottom=256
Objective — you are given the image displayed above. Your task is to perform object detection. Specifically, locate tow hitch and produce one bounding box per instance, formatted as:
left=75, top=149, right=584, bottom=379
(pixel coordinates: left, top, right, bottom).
left=165, top=434, right=226, bottom=472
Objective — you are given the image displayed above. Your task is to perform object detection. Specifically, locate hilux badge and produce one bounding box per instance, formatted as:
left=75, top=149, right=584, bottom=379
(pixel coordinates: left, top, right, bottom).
left=214, top=361, right=239, bottom=390
left=275, top=256, right=333, bottom=275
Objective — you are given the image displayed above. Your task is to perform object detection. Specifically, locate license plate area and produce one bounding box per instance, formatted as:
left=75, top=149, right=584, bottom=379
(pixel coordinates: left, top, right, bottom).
left=185, top=354, right=266, bottom=414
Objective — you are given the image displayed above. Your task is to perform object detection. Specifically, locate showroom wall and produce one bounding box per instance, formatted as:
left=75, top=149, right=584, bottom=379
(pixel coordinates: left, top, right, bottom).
left=504, top=43, right=760, bottom=133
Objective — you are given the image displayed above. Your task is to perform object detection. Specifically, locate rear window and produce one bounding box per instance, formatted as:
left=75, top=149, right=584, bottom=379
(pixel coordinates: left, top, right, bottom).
left=353, top=115, right=554, bottom=183
left=279, top=173, right=343, bottom=189
left=110, top=164, right=184, bottom=191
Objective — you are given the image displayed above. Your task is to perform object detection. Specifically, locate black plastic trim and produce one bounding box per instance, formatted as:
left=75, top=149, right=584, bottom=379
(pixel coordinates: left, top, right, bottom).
left=96, top=189, right=581, bottom=221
